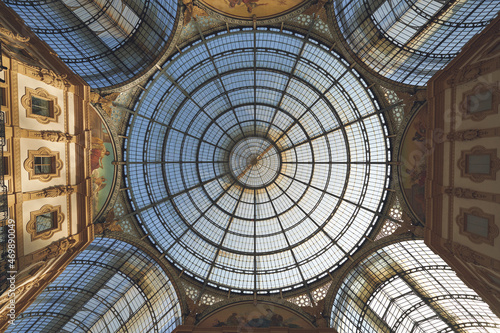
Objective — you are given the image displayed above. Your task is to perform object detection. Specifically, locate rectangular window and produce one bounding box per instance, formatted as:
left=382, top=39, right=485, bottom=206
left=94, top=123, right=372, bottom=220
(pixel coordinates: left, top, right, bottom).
left=0, top=87, right=6, bottom=106
left=31, top=96, right=53, bottom=117
left=36, top=212, right=56, bottom=233
left=34, top=156, right=54, bottom=174
left=2, top=156, right=8, bottom=176
left=467, top=154, right=491, bottom=174
left=467, top=90, right=492, bottom=114
left=466, top=214, right=489, bottom=238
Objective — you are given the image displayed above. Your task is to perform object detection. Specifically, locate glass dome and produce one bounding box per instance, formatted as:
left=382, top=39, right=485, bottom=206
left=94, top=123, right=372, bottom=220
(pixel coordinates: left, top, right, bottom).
left=125, top=28, right=392, bottom=293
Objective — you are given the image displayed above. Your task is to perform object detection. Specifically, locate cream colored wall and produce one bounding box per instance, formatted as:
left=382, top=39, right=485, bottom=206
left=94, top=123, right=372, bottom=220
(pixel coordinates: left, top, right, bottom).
left=16, top=73, right=65, bottom=132
left=441, top=68, right=500, bottom=262
left=19, top=138, right=67, bottom=192
left=22, top=196, right=69, bottom=254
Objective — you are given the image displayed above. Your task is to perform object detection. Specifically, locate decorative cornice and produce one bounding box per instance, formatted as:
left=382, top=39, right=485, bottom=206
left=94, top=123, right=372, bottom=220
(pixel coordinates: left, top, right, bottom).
left=0, top=26, right=29, bottom=43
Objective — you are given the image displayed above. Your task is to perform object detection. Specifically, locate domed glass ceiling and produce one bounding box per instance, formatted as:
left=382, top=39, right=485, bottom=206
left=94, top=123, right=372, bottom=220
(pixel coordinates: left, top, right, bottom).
left=125, top=28, right=392, bottom=293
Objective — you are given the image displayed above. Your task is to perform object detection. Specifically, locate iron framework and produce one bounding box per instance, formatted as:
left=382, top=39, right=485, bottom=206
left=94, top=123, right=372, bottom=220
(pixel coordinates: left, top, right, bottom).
left=330, top=240, right=500, bottom=332
left=6, top=237, right=182, bottom=333
left=5, top=0, right=179, bottom=88
left=332, top=0, right=500, bottom=85
left=124, top=26, right=394, bottom=295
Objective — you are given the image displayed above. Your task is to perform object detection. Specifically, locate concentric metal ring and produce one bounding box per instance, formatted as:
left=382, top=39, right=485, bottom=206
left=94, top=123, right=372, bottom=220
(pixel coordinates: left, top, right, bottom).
left=125, top=29, right=391, bottom=293
left=229, top=137, right=281, bottom=189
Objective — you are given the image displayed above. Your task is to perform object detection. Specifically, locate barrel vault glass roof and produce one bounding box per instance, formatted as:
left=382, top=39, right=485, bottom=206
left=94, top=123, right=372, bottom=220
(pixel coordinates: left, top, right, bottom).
left=125, top=27, right=392, bottom=294
left=6, top=238, right=182, bottom=333
left=5, top=0, right=178, bottom=88
left=333, top=0, right=500, bottom=85
left=331, top=240, right=500, bottom=332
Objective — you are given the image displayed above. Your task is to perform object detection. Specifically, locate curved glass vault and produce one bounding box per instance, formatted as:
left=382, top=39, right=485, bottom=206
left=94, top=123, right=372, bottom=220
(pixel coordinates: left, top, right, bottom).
left=330, top=240, right=500, bottom=332
left=333, top=0, right=500, bottom=85
left=5, top=0, right=178, bottom=88
left=125, top=28, right=392, bottom=293
left=6, top=238, right=182, bottom=333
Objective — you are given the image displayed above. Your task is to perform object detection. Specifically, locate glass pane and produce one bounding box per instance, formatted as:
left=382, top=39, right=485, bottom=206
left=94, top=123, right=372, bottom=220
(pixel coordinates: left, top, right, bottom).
left=466, top=214, right=489, bottom=238
left=467, top=154, right=490, bottom=174
left=31, top=97, right=51, bottom=116
left=34, top=156, right=54, bottom=175
left=468, top=90, right=492, bottom=113
left=36, top=212, right=54, bottom=232
left=0, top=87, right=6, bottom=106
left=4, top=238, right=182, bottom=333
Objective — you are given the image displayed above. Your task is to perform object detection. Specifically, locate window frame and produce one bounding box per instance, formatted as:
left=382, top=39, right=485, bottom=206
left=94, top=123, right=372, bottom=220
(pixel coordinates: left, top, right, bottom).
left=27, top=204, right=64, bottom=241
left=24, top=147, right=63, bottom=182
left=458, top=146, right=499, bottom=182
left=460, top=83, right=499, bottom=121
left=457, top=207, right=498, bottom=246
left=21, top=87, right=61, bottom=124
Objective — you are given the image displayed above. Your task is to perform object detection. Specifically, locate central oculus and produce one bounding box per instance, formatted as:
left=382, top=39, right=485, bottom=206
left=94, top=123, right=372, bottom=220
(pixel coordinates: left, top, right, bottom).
left=229, top=137, right=281, bottom=188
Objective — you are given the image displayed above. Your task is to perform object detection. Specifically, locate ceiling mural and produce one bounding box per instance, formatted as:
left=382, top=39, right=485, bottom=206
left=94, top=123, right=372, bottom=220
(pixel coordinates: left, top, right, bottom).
left=197, top=302, right=314, bottom=328
left=90, top=107, right=117, bottom=220
left=196, top=0, right=309, bottom=20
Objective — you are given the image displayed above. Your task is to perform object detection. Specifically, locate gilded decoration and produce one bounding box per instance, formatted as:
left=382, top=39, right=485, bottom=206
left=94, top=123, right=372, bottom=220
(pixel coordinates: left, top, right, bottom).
left=24, top=147, right=63, bottom=182
left=458, top=146, right=500, bottom=182
left=21, top=87, right=62, bottom=124
left=28, top=67, right=70, bottom=90
left=26, top=204, right=64, bottom=241
left=0, top=26, right=30, bottom=43
left=45, top=237, right=77, bottom=259
left=457, top=207, right=498, bottom=246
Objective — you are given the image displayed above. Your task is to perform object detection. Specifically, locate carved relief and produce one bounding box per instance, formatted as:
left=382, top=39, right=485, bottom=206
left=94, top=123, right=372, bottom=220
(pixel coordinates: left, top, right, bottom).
left=24, top=147, right=63, bottom=182
left=25, top=185, right=75, bottom=200
left=40, top=131, right=73, bottom=142
left=21, top=129, right=74, bottom=142
left=457, top=207, right=498, bottom=246
left=93, top=219, right=122, bottom=235
left=459, top=83, right=499, bottom=121
left=445, top=187, right=488, bottom=200
left=26, top=204, right=64, bottom=241
left=21, top=87, right=62, bottom=124
left=445, top=241, right=485, bottom=266
left=0, top=26, right=30, bottom=43
left=44, top=237, right=77, bottom=260
left=29, top=67, right=70, bottom=89
left=447, top=129, right=490, bottom=141
left=457, top=146, right=500, bottom=183
left=89, top=92, right=120, bottom=116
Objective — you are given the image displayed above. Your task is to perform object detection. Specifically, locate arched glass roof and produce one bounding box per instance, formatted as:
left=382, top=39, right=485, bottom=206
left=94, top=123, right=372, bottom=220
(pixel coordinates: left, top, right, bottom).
left=333, top=0, right=500, bottom=85
left=125, top=28, right=392, bottom=294
left=5, top=0, right=178, bottom=88
left=330, top=240, right=500, bottom=332
left=6, top=237, right=181, bottom=333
